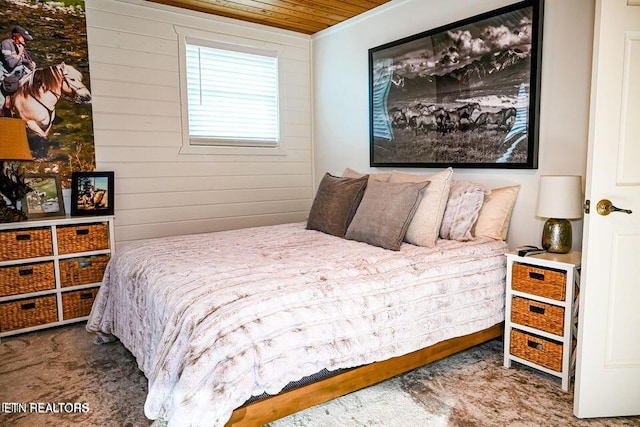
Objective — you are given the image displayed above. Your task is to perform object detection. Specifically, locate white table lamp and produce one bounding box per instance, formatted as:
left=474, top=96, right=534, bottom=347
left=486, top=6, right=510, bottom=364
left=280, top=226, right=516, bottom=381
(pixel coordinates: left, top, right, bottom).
left=536, top=175, right=583, bottom=253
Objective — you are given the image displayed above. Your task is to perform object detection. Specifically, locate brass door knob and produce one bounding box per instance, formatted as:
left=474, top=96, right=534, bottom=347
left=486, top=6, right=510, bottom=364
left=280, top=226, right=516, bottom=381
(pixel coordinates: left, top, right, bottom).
left=596, top=199, right=633, bottom=216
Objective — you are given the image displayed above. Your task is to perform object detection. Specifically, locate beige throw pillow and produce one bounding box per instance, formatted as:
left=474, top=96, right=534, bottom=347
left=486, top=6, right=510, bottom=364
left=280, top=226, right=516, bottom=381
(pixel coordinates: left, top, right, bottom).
left=345, top=180, right=429, bottom=251
left=388, top=168, right=453, bottom=248
left=473, top=185, right=521, bottom=240
left=342, top=167, right=391, bottom=186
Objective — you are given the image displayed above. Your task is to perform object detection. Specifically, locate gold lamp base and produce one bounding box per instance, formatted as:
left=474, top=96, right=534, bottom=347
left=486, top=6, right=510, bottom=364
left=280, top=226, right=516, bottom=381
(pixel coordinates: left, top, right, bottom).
left=541, top=218, right=572, bottom=254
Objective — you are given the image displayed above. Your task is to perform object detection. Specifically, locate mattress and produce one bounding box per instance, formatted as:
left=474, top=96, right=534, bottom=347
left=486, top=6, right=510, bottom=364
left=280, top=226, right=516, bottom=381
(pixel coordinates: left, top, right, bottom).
left=86, top=222, right=508, bottom=426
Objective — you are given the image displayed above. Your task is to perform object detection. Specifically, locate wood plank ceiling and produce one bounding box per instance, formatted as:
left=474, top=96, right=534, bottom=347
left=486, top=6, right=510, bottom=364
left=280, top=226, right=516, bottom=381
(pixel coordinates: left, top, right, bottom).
left=145, top=0, right=392, bottom=34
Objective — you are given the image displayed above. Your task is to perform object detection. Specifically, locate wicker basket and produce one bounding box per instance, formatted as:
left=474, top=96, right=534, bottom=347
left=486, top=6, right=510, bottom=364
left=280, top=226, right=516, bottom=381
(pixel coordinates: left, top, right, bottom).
left=62, top=287, right=99, bottom=320
left=57, top=223, right=109, bottom=255
left=59, top=255, right=110, bottom=288
left=512, top=262, right=566, bottom=301
left=0, top=262, right=56, bottom=298
left=0, top=295, right=58, bottom=332
left=510, top=329, right=563, bottom=372
left=511, top=297, right=564, bottom=336
left=0, top=228, right=53, bottom=262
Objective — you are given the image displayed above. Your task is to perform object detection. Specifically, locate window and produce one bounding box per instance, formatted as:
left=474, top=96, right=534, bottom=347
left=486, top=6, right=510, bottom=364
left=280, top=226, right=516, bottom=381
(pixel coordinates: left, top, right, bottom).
left=184, top=38, right=280, bottom=148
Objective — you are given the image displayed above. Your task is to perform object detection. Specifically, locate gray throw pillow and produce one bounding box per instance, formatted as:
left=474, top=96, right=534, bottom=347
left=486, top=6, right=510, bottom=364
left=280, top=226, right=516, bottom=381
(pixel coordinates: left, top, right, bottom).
left=345, top=180, right=429, bottom=251
left=306, top=173, right=369, bottom=237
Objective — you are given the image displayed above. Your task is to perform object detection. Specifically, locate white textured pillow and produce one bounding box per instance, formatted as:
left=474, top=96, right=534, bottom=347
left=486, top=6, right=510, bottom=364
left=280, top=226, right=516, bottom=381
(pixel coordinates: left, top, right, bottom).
left=388, top=167, right=453, bottom=248
left=473, top=185, right=521, bottom=240
left=440, top=180, right=489, bottom=241
left=342, top=167, right=391, bottom=186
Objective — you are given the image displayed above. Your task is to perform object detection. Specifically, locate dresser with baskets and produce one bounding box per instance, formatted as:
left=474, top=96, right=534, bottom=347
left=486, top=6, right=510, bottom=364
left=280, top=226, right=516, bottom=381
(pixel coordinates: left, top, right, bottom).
left=503, top=251, right=581, bottom=391
left=0, top=216, right=114, bottom=339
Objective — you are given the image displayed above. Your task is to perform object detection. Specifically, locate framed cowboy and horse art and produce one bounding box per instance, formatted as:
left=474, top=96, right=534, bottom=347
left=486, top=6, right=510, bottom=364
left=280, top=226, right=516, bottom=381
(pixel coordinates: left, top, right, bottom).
left=1, top=0, right=96, bottom=188
left=70, top=171, right=114, bottom=217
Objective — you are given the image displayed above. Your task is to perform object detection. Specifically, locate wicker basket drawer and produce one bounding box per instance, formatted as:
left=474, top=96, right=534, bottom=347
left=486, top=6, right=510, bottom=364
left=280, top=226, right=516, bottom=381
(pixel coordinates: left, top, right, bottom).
left=59, top=255, right=110, bottom=288
left=0, top=295, right=58, bottom=332
left=0, top=262, right=56, bottom=297
left=57, top=223, right=109, bottom=254
left=512, top=263, right=566, bottom=301
left=510, top=329, right=563, bottom=372
left=0, top=228, right=53, bottom=261
left=511, top=297, right=564, bottom=336
left=62, top=287, right=99, bottom=320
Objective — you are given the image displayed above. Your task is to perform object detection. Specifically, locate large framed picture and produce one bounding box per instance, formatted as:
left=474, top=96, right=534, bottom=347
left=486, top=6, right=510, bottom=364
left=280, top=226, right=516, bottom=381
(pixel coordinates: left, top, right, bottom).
left=70, top=171, right=114, bottom=216
left=21, top=174, right=65, bottom=218
left=369, top=0, right=543, bottom=169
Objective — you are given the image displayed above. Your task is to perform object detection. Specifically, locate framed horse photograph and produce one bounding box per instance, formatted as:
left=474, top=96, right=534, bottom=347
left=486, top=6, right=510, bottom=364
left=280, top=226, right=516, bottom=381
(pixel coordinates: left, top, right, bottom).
left=369, top=0, right=543, bottom=169
left=21, top=173, right=65, bottom=218
left=70, top=171, right=114, bottom=217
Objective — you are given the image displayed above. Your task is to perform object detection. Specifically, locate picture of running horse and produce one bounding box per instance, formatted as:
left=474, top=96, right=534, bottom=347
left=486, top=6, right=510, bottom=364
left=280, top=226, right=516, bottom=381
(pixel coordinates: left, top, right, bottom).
left=11, top=62, right=92, bottom=138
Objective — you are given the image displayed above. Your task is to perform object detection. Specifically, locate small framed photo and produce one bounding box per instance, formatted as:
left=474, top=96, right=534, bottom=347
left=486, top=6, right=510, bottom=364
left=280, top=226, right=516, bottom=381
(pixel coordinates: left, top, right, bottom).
left=71, top=171, right=115, bottom=216
left=21, top=173, right=65, bottom=218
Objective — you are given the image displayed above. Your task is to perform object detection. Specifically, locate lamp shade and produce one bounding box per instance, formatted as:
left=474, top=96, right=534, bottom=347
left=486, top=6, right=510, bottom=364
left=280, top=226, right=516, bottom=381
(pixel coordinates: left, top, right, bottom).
left=536, top=175, right=583, bottom=219
left=0, top=118, right=33, bottom=161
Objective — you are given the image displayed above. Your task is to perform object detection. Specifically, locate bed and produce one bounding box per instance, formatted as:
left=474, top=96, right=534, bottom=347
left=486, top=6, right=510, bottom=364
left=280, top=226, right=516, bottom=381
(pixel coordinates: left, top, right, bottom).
left=87, top=169, right=518, bottom=427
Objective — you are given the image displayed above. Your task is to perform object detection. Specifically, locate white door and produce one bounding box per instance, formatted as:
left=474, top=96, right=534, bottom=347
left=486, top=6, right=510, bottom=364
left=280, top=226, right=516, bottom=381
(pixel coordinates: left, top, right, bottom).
left=574, top=0, right=640, bottom=418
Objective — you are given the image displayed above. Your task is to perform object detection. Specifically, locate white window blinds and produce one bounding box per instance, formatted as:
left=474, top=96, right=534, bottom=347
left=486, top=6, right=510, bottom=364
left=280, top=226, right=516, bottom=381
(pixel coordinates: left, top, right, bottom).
left=186, top=40, right=279, bottom=146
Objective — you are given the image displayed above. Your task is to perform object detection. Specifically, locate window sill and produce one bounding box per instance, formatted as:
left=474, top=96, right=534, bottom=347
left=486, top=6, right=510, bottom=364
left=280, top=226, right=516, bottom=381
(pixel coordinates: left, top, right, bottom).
left=179, top=143, right=288, bottom=157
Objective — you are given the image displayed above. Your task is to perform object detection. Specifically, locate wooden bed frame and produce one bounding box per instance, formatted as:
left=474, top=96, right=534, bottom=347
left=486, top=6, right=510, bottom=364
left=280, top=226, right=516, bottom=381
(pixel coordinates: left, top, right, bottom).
left=226, top=322, right=504, bottom=426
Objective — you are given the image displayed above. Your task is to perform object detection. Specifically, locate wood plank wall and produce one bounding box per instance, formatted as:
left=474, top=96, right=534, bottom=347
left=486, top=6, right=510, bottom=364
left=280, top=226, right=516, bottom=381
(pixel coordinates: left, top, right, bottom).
left=85, top=0, right=313, bottom=247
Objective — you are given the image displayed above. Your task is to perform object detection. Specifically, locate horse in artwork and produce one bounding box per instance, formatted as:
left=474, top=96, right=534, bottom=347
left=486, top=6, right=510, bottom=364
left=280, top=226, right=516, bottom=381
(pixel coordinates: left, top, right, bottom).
left=11, top=62, right=92, bottom=138
left=80, top=188, right=107, bottom=210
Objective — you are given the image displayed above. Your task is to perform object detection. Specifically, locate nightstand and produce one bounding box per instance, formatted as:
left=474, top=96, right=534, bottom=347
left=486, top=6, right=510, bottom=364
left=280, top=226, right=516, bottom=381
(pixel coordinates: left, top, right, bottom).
left=0, top=216, right=115, bottom=340
left=503, top=251, right=581, bottom=391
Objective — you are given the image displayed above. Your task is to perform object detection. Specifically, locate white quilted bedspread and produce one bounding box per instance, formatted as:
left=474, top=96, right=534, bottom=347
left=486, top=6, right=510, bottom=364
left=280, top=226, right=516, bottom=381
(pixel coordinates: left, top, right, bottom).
left=86, top=223, right=508, bottom=426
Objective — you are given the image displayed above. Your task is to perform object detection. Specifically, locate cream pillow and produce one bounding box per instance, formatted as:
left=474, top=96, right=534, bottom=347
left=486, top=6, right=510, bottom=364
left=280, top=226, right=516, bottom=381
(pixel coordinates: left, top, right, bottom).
left=473, top=185, right=521, bottom=240
left=388, top=167, right=453, bottom=248
left=342, top=167, right=391, bottom=186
